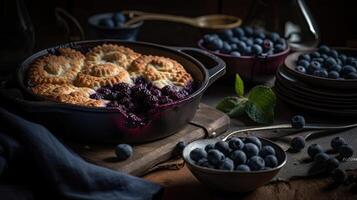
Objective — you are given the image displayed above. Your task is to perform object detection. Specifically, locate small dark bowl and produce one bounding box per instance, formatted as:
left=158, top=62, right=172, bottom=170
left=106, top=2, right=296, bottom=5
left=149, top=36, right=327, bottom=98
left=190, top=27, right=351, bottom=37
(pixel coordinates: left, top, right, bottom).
left=183, top=137, right=287, bottom=193
left=283, top=47, right=357, bottom=89
left=198, top=40, right=290, bottom=83
left=88, top=13, right=143, bottom=41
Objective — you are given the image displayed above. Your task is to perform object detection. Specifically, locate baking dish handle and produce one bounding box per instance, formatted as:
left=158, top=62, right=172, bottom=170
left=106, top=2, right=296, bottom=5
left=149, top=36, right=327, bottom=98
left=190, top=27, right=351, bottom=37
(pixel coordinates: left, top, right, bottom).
left=174, top=47, right=226, bottom=86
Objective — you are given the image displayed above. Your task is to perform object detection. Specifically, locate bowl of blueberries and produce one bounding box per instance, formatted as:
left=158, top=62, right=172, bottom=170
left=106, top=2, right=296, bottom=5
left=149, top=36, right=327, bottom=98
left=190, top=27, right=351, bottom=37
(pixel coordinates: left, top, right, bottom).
left=284, top=45, right=357, bottom=89
left=88, top=11, right=143, bottom=41
left=183, top=136, right=287, bottom=192
left=198, top=26, right=290, bottom=82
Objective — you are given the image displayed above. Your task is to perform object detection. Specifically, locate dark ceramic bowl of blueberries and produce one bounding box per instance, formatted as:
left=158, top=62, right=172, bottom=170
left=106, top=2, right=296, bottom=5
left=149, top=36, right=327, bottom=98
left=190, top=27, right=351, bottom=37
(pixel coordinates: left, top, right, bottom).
left=183, top=136, right=287, bottom=192
left=284, top=45, right=357, bottom=89
left=88, top=11, right=143, bottom=41
left=198, top=26, right=290, bottom=82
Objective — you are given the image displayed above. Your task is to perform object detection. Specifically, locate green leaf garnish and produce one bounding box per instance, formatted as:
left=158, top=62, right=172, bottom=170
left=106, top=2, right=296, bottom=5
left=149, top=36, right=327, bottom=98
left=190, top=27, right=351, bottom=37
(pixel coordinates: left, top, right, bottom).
left=216, top=96, right=241, bottom=113
left=234, top=74, right=244, bottom=97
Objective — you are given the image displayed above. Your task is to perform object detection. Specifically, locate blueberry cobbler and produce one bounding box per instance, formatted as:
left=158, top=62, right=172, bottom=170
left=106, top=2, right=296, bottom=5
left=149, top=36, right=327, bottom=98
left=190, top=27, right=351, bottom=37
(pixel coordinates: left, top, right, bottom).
left=27, top=44, right=194, bottom=127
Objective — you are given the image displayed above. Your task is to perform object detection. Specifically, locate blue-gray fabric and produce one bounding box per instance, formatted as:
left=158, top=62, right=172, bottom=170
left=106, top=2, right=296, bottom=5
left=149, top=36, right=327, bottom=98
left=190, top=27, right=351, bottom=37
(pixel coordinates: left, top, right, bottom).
left=0, top=107, right=162, bottom=200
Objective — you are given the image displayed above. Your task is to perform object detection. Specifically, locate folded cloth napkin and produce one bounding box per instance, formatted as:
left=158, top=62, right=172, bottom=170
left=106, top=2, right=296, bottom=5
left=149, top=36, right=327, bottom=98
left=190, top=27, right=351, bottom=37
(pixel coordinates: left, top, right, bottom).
left=0, top=107, right=163, bottom=200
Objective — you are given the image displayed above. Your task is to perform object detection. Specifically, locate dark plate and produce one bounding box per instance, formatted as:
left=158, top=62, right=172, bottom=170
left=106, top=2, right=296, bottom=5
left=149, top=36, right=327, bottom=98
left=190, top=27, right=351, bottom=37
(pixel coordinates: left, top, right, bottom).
left=283, top=47, right=357, bottom=89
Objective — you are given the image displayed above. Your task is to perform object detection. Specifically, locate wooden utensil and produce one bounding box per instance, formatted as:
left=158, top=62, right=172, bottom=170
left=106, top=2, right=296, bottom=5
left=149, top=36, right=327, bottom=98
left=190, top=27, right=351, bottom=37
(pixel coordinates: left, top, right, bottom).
left=122, top=10, right=242, bottom=30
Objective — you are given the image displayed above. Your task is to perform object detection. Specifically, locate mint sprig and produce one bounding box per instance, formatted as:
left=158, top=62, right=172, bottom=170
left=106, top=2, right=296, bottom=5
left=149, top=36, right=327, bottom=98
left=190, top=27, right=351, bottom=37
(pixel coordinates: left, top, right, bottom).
left=216, top=74, right=276, bottom=124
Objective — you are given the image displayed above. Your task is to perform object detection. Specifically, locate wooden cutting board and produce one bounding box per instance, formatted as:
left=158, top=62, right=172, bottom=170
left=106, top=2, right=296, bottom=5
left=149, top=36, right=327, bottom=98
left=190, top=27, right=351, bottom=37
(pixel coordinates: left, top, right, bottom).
left=70, top=103, right=230, bottom=176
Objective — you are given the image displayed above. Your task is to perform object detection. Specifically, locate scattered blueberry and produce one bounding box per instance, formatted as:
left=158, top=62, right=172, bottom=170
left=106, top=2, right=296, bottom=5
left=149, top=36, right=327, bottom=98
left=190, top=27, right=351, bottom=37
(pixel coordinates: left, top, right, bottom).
left=307, top=144, right=324, bottom=159
left=190, top=148, right=207, bottom=162
left=291, top=115, right=305, bottom=129
left=115, top=144, right=133, bottom=161
left=175, top=141, right=186, bottom=154
left=290, top=136, right=306, bottom=152
left=244, top=136, right=262, bottom=150
left=260, top=146, right=276, bottom=158
left=228, top=137, right=244, bottom=150
left=332, top=168, right=346, bottom=184
left=247, top=156, right=265, bottom=171
left=264, top=155, right=278, bottom=168
left=207, top=149, right=225, bottom=166
left=235, top=164, right=250, bottom=172
left=338, top=144, right=354, bottom=159
left=314, top=152, right=330, bottom=163
left=325, top=157, right=340, bottom=171
left=229, top=150, right=247, bottom=165
left=243, top=143, right=259, bottom=158
left=331, top=137, right=346, bottom=151
left=214, top=141, right=231, bottom=155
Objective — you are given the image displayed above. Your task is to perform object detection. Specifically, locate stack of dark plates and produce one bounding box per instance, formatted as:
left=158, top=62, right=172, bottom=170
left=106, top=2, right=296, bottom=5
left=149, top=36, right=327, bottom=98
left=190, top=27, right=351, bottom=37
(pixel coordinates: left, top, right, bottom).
left=275, top=50, right=357, bottom=116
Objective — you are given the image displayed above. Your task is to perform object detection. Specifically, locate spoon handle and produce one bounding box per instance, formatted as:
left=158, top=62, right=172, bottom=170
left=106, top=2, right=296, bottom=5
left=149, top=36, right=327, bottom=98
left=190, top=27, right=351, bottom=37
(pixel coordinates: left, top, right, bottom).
left=124, top=14, right=197, bottom=27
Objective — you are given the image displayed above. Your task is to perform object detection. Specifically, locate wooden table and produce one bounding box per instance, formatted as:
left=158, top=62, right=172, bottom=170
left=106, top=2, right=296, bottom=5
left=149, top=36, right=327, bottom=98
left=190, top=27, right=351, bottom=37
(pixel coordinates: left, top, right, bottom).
left=143, top=82, right=357, bottom=200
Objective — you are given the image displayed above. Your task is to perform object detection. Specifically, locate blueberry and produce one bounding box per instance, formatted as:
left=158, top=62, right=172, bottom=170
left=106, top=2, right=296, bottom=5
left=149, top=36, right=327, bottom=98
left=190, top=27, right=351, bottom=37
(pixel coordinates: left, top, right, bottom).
left=298, top=54, right=311, bottom=61
left=244, top=136, right=262, bottom=150
left=230, top=51, right=241, bottom=57
left=235, top=164, right=251, bottom=172
left=307, top=61, right=322, bottom=74
left=331, top=137, right=346, bottom=151
left=339, top=54, right=347, bottom=63
left=228, top=137, right=244, bottom=150
left=207, top=149, right=225, bottom=166
left=230, top=43, right=238, bottom=50
left=115, top=144, right=133, bottom=161
left=346, top=72, right=357, bottom=79
left=312, top=57, right=324, bottom=63
left=290, top=136, right=306, bottom=152
left=297, top=59, right=310, bottom=68
left=220, top=29, right=234, bottom=40
left=264, top=155, right=278, bottom=168
left=327, top=49, right=339, bottom=58
left=332, top=168, right=346, bottom=184
left=220, top=42, right=232, bottom=54
left=112, top=12, right=126, bottom=26
left=260, top=145, right=276, bottom=158
left=227, top=37, right=239, bottom=44
left=341, top=65, right=356, bottom=75
left=338, top=144, right=354, bottom=158
left=204, top=144, right=215, bottom=152
left=328, top=71, right=340, bottom=79
left=263, top=39, right=273, bottom=51
left=229, top=150, right=247, bottom=165
left=313, top=69, right=328, bottom=78
left=351, top=60, right=357, bottom=68
left=247, top=156, right=265, bottom=171
left=329, top=64, right=342, bottom=72
left=291, top=115, right=305, bottom=129
left=325, top=57, right=337, bottom=68
left=233, top=27, right=245, bottom=38
left=236, top=41, right=247, bottom=52
left=314, top=152, right=330, bottom=163
left=252, top=44, right=263, bottom=55
left=274, top=44, right=286, bottom=53
left=310, top=51, right=321, bottom=58
left=254, top=31, right=266, bottom=39
left=295, top=66, right=306, bottom=73
left=244, top=46, right=252, bottom=55
left=214, top=141, right=230, bottom=155
left=175, top=141, right=186, bottom=154
left=243, top=143, right=259, bottom=158
left=244, top=38, right=254, bottom=46
left=98, top=17, right=115, bottom=28
left=345, top=57, right=355, bottom=65
left=321, top=54, right=329, bottom=60
left=254, top=38, right=263, bottom=45
left=243, top=26, right=254, bottom=36
left=196, top=158, right=215, bottom=168
left=318, top=45, right=330, bottom=54
left=204, top=37, right=223, bottom=51
left=308, top=144, right=324, bottom=159
left=268, top=32, right=280, bottom=42
left=218, top=158, right=235, bottom=171
left=325, top=157, right=339, bottom=171
left=190, top=148, right=207, bottom=162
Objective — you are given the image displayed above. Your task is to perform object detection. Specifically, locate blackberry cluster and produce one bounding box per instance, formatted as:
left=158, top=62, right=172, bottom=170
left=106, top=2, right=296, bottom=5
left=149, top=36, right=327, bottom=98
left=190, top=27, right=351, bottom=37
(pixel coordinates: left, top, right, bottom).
left=201, top=26, right=287, bottom=57
left=295, top=45, right=357, bottom=79
left=189, top=136, right=280, bottom=171
left=89, top=77, right=193, bottom=127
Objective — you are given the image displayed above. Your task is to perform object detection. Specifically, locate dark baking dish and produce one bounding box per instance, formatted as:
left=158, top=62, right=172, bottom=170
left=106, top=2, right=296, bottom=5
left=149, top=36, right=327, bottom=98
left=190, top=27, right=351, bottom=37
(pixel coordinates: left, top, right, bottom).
left=15, top=40, right=225, bottom=143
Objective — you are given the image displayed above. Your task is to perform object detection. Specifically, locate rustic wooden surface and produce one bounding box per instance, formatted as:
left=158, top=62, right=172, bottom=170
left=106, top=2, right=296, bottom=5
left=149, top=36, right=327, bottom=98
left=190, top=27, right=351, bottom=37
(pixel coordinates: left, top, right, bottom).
left=71, top=103, right=230, bottom=176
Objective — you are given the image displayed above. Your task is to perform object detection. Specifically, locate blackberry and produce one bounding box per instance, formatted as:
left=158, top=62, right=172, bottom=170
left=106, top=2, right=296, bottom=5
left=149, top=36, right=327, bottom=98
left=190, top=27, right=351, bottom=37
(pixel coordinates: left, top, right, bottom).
left=126, top=113, right=145, bottom=128
left=90, top=93, right=103, bottom=100
left=106, top=101, right=120, bottom=107
left=112, top=83, right=131, bottom=96
left=150, top=87, right=162, bottom=97
left=144, top=95, right=159, bottom=109
left=135, top=77, right=147, bottom=85
left=97, top=87, right=111, bottom=96
left=106, top=91, right=119, bottom=100
left=159, top=96, right=173, bottom=105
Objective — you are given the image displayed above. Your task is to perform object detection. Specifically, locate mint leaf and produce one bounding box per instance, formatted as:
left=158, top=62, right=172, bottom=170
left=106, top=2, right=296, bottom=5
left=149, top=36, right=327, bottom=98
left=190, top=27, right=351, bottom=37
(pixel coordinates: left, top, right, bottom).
left=245, top=86, right=276, bottom=124
left=234, top=74, right=244, bottom=97
left=216, top=96, right=240, bottom=113
left=245, top=101, right=275, bottom=124
left=228, top=98, right=248, bottom=117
